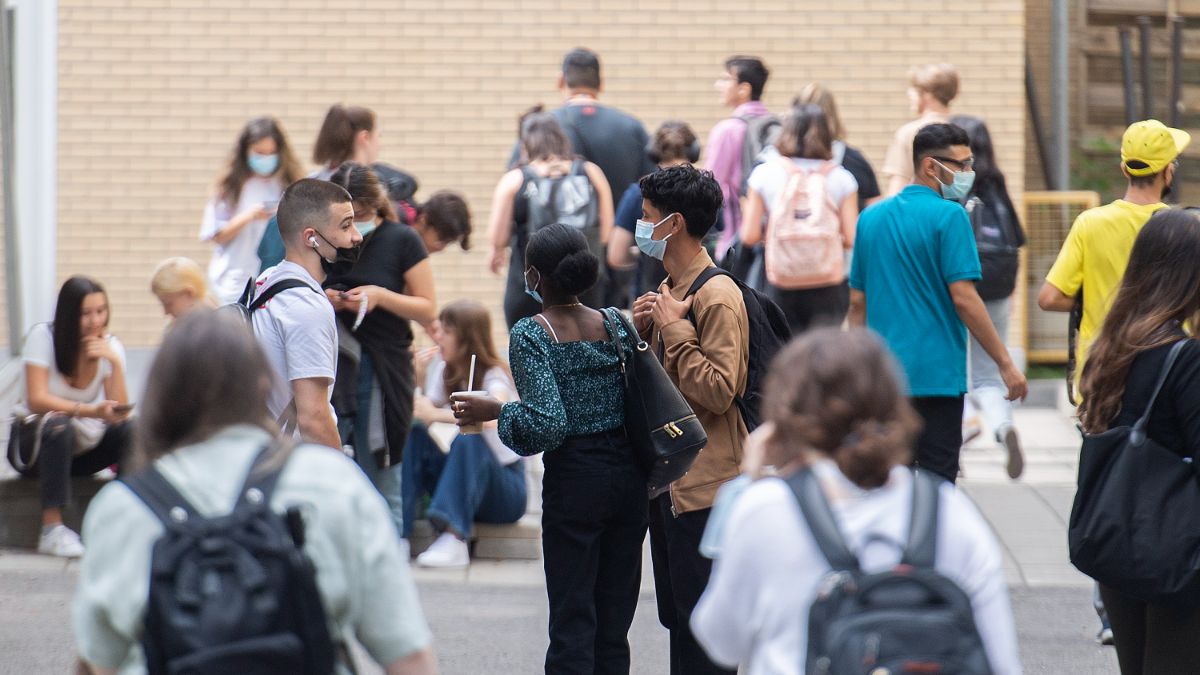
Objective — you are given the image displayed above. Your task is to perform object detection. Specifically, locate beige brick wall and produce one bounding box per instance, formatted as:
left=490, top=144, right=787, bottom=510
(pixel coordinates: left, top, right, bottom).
left=57, top=0, right=1025, bottom=349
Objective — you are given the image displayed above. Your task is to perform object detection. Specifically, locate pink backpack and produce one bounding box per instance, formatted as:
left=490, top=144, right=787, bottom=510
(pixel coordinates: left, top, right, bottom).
left=764, top=158, right=845, bottom=290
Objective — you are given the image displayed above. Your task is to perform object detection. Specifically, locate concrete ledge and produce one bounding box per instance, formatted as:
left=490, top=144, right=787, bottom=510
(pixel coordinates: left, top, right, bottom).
left=409, top=513, right=541, bottom=561
left=0, top=475, right=110, bottom=549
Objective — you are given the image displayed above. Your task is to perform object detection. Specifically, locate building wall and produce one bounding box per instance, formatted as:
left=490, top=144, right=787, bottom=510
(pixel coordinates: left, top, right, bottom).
left=56, top=0, right=1025, bottom=349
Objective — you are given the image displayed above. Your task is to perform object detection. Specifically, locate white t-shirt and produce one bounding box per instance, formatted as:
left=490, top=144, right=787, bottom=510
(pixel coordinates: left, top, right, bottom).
left=200, top=176, right=286, bottom=305
left=73, top=425, right=432, bottom=673
left=22, top=323, right=126, bottom=406
left=691, top=462, right=1021, bottom=675
left=747, top=157, right=858, bottom=214
left=425, top=359, right=521, bottom=466
left=250, top=261, right=337, bottom=431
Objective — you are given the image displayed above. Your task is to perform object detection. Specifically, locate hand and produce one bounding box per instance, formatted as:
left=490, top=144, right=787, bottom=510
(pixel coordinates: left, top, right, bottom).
left=633, top=292, right=658, bottom=335
left=325, top=289, right=351, bottom=312
left=413, top=395, right=440, bottom=425
left=82, top=336, right=118, bottom=365
left=413, top=346, right=440, bottom=389
left=344, top=286, right=382, bottom=313
left=1001, top=364, right=1028, bottom=402
left=650, top=283, right=693, bottom=328
left=93, top=400, right=129, bottom=425
left=488, top=245, right=508, bottom=276
left=450, top=392, right=503, bottom=427
left=253, top=202, right=275, bottom=220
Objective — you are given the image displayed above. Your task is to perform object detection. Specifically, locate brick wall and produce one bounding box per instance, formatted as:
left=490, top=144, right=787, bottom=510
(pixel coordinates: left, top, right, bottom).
left=57, top=0, right=1026, bottom=349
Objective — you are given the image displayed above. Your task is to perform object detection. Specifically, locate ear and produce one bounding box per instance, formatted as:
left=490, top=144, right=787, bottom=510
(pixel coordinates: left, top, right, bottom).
left=556, top=74, right=566, bottom=90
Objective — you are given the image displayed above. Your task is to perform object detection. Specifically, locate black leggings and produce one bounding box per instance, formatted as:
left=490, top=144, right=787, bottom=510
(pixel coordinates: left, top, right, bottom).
left=1100, top=585, right=1200, bottom=675
left=14, top=416, right=130, bottom=509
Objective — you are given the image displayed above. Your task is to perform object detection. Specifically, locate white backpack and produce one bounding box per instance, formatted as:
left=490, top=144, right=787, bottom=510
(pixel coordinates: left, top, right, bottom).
left=764, top=158, right=845, bottom=290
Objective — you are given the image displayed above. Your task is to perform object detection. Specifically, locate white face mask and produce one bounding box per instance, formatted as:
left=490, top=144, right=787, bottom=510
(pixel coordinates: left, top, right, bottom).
left=355, top=219, right=377, bottom=237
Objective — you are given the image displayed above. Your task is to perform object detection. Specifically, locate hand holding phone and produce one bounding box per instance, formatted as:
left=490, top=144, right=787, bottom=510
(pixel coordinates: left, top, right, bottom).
left=112, top=403, right=134, bottom=414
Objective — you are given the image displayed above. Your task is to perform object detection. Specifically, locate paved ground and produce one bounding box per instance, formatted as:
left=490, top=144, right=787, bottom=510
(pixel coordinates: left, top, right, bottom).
left=0, top=393, right=1120, bottom=674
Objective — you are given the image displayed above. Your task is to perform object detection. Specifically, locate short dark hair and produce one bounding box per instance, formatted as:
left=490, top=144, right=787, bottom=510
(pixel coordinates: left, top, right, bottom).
left=525, top=223, right=599, bottom=297
left=276, top=178, right=352, bottom=243
left=639, top=165, right=724, bottom=239
left=724, top=56, right=769, bottom=101
left=563, top=48, right=601, bottom=90
left=1124, top=160, right=1164, bottom=187
left=912, top=123, right=971, bottom=171
left=775, top=104, right=833, bottom=160
left=420, top=191, right=472, bottom=251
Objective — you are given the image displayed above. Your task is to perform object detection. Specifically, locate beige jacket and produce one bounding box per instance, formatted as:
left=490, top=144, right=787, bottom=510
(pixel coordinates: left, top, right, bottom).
left=644, top=249, right=749, bottom=514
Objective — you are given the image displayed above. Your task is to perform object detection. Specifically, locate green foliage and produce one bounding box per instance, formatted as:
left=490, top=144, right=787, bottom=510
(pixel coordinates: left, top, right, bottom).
left=1073, top=136, right=1122, bottom=202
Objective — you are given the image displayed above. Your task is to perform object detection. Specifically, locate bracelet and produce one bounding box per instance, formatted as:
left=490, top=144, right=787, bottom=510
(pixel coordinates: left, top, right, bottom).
left=72, top=402, right=82, bottom=418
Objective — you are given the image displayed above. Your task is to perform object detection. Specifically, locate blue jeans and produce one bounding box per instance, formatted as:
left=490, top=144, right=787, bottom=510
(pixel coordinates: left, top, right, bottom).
left=339, top=353, right=405, bottom=537
left=400, top=422, right=526, bottom=539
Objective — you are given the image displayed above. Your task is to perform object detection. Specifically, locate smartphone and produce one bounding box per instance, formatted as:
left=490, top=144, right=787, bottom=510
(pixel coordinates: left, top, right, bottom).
left=112, top=403, right=134, bottom=414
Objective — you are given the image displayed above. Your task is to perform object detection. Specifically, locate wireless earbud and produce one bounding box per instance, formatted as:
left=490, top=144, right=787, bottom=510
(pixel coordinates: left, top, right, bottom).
left=309, top=236, right=318, bottom=248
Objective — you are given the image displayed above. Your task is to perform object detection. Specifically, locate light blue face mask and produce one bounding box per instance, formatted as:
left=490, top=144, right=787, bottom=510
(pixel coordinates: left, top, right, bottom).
left=933, top=160, right=976, bottom=201
left=634, top=213, right=676, bottom=261
left=247, top=152, right=280, bottom=177
left=524, top=268, right=543, bottom=304
left=355, top=219, right=377, bottom=237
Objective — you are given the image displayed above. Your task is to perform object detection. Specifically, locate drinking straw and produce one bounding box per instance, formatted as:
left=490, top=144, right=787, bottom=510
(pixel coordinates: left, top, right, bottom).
left=468, top=354, right=477, bottom=391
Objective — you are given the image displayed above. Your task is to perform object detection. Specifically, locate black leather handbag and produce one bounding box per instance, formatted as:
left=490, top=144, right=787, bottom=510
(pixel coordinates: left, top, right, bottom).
left=1069, top=340, right=1200, bottom=604
left=602, top=308, right=707, bottom=495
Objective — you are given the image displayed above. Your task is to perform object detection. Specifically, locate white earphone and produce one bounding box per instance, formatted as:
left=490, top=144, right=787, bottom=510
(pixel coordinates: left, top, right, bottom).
left=309, top=236, right=318, bottom=248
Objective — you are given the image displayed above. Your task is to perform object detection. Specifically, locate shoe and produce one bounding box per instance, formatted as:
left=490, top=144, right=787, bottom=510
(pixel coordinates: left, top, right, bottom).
left=1098, top=627, right=1114, bottom=646
left=38, top=524, right=84, bottom=558
left=416, top=532, right=469, bottom=568
left=1002, top=426, right=1024, bottom=480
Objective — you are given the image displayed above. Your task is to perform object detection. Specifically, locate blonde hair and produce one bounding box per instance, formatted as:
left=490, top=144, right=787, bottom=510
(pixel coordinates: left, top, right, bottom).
left=794, top=83, right=847, bottom=141
left=151, top=257, right=209, bottom=300
left=909, top=63, right=959, bottom=106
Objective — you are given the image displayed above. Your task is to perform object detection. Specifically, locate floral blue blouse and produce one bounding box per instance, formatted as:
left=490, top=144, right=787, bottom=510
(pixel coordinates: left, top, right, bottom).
left=497, top=313, right=636, bottom=456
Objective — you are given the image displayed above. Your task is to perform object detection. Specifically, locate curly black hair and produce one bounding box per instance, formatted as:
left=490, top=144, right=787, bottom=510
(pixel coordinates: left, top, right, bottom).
left=639, top=164, right=724, bottom=239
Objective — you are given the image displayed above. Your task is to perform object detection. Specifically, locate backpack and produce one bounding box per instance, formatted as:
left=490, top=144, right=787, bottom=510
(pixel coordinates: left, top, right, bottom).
left=788, top=467, right=993, bottom=675
left=764, top=158, right=846, bottom=290
left=685, top=267, right=791, bottom=431
left=119, top=442, right=337, bottom=675
left=224, top=276, right=318, bottom=326
left=738, top=113, right=782, bottom=196
left=519, top=159, right=604, bottom=262
left=965, top=196, right=1023, bottom=301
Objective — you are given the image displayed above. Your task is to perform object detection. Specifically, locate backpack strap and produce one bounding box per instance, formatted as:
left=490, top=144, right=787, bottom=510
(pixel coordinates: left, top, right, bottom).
left=236, top=438, right=296, bottom=509
left=784, top=467, right=861, bottom=572
left=250, top=278, right=315, bottom=312
left=1130, top=339, right=1188, bottom=446
left=684, top=266, right=732, bottom=300
left=899, top=469, right=942, bottom=569
left=119, top=466, right=202, bottom=526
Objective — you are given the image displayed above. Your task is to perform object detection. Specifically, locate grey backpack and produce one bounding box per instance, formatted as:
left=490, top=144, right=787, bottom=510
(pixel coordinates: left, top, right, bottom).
left=519, top=159, right=602, bottom=260
left=738, top=113, right=782, bottom=195
left=788, top=468, right=992, bottom=675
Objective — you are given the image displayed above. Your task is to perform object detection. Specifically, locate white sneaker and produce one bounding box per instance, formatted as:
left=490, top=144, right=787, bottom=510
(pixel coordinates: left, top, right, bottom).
left=416, top=532, right=469, bottom=568
left=38, top=524, right=84, bottom=558
left=1001, top=425, right=1025, bottom=480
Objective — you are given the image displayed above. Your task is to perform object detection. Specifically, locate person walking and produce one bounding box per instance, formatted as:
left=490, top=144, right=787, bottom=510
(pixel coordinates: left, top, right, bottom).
left=1075, top=209, right=1200, bottom=674
left=453, top=224, right=645, bottom=675
left=881, top=63, right=959, bottom=197
left=199, top=116, right=303, bottom=304
left=848, top=123, right=1026, bottom=483
left=793, top=82, right=882, bottom=212
left=691, top=328, right=1021, bottom=675
left=632, top=165, right=747, bottom=675
left=72, top=309, right=437, bottom=675
left=739, top=104, right=858, bottom=333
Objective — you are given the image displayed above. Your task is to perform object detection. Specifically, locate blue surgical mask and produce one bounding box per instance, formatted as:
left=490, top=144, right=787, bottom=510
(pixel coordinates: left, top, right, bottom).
left=247, top=152, right=279, bottom=177
left=524, top=268, right=543, bottom=304
left=356, top=219, right=377, bottom=237
left=934, top=160, right=976, bottom=201
left=634, top=213, right=676, bottom=261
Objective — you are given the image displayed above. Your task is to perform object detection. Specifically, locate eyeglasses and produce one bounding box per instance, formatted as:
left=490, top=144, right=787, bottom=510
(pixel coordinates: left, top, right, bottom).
left=931, top=156, right=975, bottom=171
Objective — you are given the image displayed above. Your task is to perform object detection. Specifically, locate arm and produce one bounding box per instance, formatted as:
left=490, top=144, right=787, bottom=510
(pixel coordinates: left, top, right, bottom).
left=885, top=174, right=907, bottom=198
left=496, top=326, right=568, bottom=456
left=24, top=364, right=123, bottom=423
left=292, top=377, right=341, bottom=449
left=1037, top=281, right=1075, bottom=312
left=607, top=227, right=637, bottom=270
left=659, top=299, right=747, bottom=415
left=585, top=162, right=615, bottom=245
left=385, top=650, right=438, bottom=675
left=739, top=189, right=766, bottom=247
left=486, top=170, right=523, bottom=275
left=839, top=193, right=858, bottom=249
left=353, top=259, right=438, bottom=328
left=848, top=289, right=866, bottom=327
left=949, top=280, right=1027, bottom=401
left=208, top=206, right=269, bottom=246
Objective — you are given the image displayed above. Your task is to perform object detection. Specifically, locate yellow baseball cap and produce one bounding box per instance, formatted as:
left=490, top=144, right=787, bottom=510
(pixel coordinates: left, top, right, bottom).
left=1121, top=120, right=1191, bottom=176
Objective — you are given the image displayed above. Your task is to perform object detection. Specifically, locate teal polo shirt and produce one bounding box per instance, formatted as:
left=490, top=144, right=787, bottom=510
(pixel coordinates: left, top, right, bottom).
left=849, top=184, right=981, bottom=397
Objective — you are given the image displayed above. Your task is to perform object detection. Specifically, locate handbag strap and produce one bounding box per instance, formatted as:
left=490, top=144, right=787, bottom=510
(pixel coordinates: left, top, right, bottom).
left=1130, top=340, right=1188, bottom=446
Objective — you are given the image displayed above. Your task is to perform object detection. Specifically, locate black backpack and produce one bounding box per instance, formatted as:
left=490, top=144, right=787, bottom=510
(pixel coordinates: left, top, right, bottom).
left=685, top=267, right=791, bottom=431
left=119, top=443, right=337, bottom=675
left=519, top=159, right=603, bottom=258
left=788, top=467, right=992, bottom=675
left=224, top=277, right=319, bottom=326
left=964, top=196, right=1023, bottom=302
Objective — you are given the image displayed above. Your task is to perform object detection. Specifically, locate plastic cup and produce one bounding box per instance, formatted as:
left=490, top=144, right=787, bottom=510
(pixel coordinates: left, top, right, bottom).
left=451, top=390, right=488, bottom=434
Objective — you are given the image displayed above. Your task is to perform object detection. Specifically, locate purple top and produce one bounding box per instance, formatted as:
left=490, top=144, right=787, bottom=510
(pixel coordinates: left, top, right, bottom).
left=705, top=101, right=770, bottom=258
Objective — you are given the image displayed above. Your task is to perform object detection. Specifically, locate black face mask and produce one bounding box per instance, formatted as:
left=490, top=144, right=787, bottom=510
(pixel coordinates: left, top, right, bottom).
left=314, top=231, right=361, bottom=266
left=1162, top=182, right=1173, bottom=200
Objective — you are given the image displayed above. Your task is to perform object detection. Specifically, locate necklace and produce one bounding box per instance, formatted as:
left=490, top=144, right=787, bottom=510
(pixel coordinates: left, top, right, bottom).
left=545, top=301, right=583, bottom=310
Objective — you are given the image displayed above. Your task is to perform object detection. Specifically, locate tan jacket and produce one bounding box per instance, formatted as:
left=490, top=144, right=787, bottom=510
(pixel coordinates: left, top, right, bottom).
left=644, top=249, right=749, bottom=514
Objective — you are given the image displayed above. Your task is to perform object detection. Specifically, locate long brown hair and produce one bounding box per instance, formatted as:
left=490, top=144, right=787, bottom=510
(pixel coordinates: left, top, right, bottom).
left=439, top=300, right=510, bottom=395
left=519, top=107, right=573, bottom=164
left=215, top=117, right=303, bottom=207
left=774, top=104, right=833, bottom=160
left=762, top=328, right=921, bottom=488
left=793, top=83, right=847, bottom=141
left=1078, top=209, right=1200, bottom=432
left=133, top=310, right=274, bottom=471
left=329, top=162, right=398, bottom=222
left=313, top=104, right=375, bottom=167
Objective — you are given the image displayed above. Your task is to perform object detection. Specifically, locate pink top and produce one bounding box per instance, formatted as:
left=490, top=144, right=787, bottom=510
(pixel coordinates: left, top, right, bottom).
left=706, top=101, right=770, bottom=259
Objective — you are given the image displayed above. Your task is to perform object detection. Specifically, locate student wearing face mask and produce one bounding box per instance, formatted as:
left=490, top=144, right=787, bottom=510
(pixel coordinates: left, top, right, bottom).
left=199, top=117, right=304, bottom=304
left=848, top=123, right=1027, bottom=484
left=323, top=162, right=436, bottom=536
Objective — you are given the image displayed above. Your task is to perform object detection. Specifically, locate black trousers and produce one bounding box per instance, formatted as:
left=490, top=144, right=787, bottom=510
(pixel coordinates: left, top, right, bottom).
left=14, top=416, right=130, bottom=509
left=1100, top=585, right=1200, bottom=675
left=541, top=430, right=647, bottom=675
left=648, top=495, right=736, bottom=675
left=909, top=396, right=964, bottom=484
left=768, top=280, right=850, bottom=335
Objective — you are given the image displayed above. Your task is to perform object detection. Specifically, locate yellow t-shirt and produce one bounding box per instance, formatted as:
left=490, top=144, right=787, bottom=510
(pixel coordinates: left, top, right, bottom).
left=1045, top=199, right=1167, bottom=373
